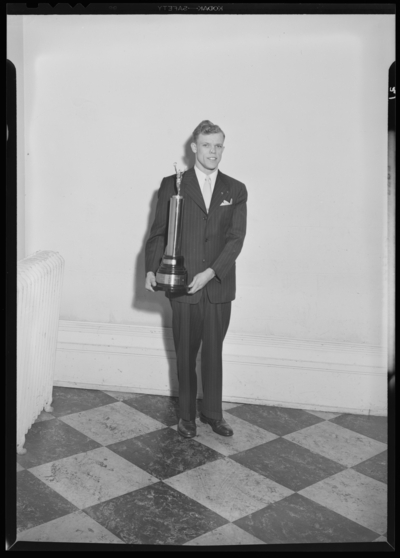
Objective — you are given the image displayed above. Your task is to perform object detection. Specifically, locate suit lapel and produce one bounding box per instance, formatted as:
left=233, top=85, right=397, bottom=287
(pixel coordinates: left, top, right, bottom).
left=208, top=171, right=230, bottom=215
left=181, top=167, right=207, bottom=214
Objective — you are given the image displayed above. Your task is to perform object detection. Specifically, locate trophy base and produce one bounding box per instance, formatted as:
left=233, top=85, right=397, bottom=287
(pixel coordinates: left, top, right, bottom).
left=156, top=255, right=188, bottom=293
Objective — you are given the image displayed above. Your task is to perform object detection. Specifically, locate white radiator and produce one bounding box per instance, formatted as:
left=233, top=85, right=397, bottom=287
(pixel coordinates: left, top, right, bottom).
left=17, top=251, right=65, bottom=454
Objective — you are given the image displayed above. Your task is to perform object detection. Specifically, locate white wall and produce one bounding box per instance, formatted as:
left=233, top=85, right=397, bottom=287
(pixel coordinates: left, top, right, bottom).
left=10, top=14, right=394, bottom=412
left=7, top=16, right=25, bottom=261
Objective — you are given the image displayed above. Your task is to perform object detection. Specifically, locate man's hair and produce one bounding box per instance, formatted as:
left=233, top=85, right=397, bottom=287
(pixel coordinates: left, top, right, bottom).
left=192, top=120, right=225, bottom=143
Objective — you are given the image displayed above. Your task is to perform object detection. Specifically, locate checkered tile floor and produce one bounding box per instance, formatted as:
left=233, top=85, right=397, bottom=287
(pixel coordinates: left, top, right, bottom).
left=17, top=387, right=388, bottom=545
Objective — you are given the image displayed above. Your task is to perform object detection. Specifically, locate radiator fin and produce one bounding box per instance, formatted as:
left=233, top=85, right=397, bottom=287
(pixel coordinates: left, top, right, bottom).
left=17, top=251, right=65, bottom=454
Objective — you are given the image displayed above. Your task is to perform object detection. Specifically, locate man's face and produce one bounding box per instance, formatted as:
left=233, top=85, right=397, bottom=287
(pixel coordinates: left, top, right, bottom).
left=191, top=132, right=225, bottom=174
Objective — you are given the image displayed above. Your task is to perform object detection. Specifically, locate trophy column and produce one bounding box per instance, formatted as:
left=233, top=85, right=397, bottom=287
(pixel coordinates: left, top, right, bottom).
left=155, top=165, right=188, bottom=293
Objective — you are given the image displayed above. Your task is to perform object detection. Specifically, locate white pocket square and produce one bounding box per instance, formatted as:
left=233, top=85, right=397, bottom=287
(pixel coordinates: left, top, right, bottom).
left=220, top=199, right=233, bottom=206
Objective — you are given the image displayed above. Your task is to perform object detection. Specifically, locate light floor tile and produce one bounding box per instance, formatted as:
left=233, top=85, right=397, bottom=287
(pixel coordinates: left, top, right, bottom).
left=102, top=390, right=139, bottom=401
left=192, top=415, right=278, bottom=456
left=164, top=457, right=293, bottom=522
left=17, top=510, right=125, bottom=544
left=221, top=402, right=242, bottom=410
left=299, top=468, right=387, bottom=535
left=284, top=421, right=387, bottom=467
left=306, top=410, right=342, bottom=420
left=374, top=536, right=387, bottom=542
left=227, top=404, right=323, bottom=436
left=34, top=411, right=55, bottom=423
left=29, top=447, right=159, bottom=509
left=60, top=402, right=166, bottom=445
left=17, top=462, right=24, bottom=472
left=172, top=414, right=277, bottom=456
left=184, top=523, right=265, bottom=546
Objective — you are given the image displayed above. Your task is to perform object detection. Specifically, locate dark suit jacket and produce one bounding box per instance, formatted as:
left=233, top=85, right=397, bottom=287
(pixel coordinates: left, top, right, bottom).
left=145, top=166, right=247, bottom=304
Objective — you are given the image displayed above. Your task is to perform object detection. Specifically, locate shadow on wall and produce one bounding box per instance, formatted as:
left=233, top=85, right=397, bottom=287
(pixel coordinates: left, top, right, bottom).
left=132, top=188, right=171, bottom=328
left=131, top=139, right=195, bottom=391
left=182, top=135, right=195, bottom=171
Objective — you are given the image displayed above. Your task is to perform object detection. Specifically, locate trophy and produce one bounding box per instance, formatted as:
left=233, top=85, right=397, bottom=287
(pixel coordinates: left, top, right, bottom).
left=155, top=164, right=188, bottom=293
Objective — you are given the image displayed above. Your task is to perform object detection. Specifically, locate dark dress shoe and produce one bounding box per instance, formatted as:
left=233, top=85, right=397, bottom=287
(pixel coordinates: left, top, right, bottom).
left=200, top=413, right=234, bottom=436
left=178, top=418, right=196, bottom=438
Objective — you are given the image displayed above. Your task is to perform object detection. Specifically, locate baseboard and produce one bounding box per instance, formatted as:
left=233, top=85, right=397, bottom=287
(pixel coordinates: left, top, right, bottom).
left=54, top=320, right=388, bottom=415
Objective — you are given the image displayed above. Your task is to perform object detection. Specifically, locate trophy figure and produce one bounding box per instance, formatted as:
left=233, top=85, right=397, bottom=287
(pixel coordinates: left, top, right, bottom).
left=155, top=164, right=188, bottom=293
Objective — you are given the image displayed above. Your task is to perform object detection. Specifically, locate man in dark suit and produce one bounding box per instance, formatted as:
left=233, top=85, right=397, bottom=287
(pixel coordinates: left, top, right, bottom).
left=145, top=120, right=247, bottom=438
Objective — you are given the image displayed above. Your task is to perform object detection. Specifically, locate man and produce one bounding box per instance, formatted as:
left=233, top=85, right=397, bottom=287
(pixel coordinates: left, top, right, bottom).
left=145, top=120, right=247, bottom=438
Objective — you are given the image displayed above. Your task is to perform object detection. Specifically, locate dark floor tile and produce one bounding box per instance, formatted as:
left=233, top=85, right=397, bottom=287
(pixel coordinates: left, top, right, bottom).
left=329, top=414, right=387, bottom=444
left=122, top=395, right=231, bottom=425
left=231, top=438, right=346, bottom=491
left=107, top=428, right=223, bottom=480
left=235, top=493, right=379, bottom=544
left=17, top=470, right=77, bottom=534
left=84, top=481, right=228, bottom=545
left=122, top=394, right=180, bottom=426
left=16, top=419, right=101, bottom=469
left=34, top=410, right=55, bottom=423
left=352, top=451, right=388, bottom=484
left=50, top=387, right=117, bottom=417
left=227, top=405, right=323, bottom=436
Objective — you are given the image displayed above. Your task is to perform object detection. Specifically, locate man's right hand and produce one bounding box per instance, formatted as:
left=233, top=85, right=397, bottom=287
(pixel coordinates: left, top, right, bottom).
left=145, top=271, right=157, bottom=292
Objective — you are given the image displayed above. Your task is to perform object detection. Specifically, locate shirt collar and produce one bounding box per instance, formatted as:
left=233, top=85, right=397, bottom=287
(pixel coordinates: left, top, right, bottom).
left=194, top=165, right=218, bottom=191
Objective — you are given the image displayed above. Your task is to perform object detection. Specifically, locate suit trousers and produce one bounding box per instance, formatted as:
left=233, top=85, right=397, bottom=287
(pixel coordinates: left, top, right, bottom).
left=170, top=290, right=231, bottom=422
